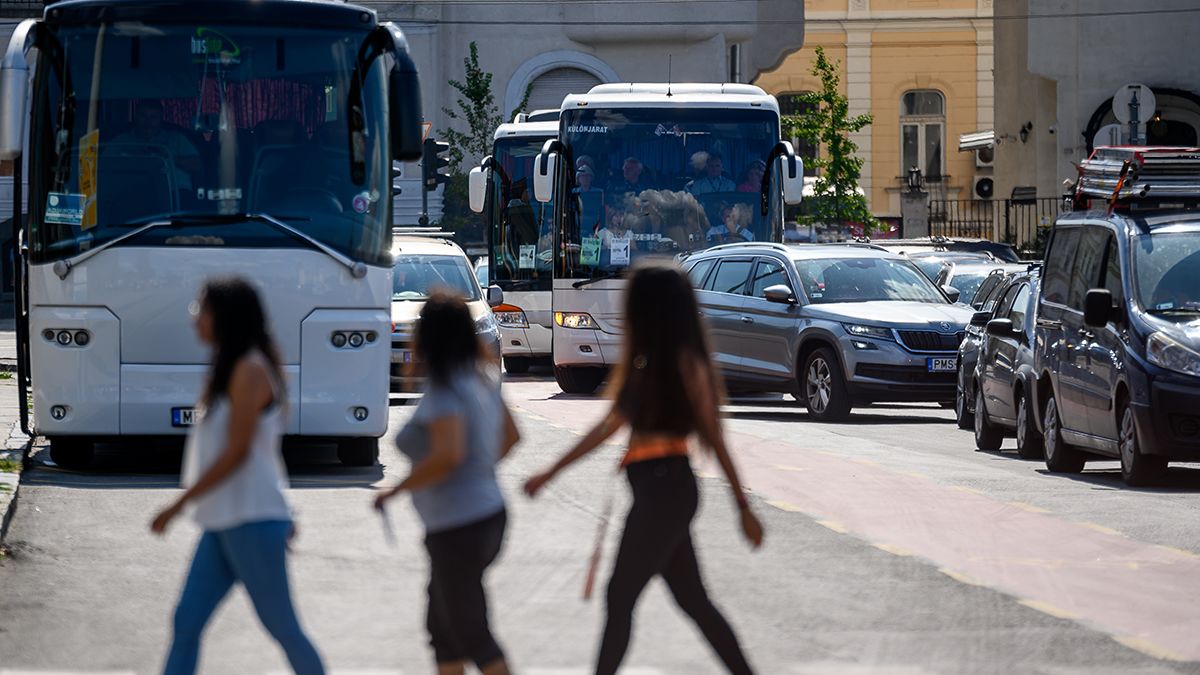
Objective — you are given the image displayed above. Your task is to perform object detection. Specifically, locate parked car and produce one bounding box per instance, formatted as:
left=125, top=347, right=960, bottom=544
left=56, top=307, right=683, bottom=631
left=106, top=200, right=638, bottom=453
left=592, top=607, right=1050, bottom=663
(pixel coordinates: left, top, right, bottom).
left=873, top=237, right=1020, bottom=263
left=682, top=242, right=975, bottom=421
left=936, top=262, right=1028, bottom=307
left=390, top=236, right=503, bottom=391
left=907, top=250, right=995, bottom=281
left=972, top=270, right=1044, bottom=458
left=1033, top=209, right=1200, bottom=485
left=954, top=270, right=1016, bottom=428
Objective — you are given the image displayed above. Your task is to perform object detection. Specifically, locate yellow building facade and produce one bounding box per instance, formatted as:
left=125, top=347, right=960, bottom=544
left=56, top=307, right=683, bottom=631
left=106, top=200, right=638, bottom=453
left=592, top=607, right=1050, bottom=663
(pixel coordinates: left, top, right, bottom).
left=756, top=0, right=994, bottom=221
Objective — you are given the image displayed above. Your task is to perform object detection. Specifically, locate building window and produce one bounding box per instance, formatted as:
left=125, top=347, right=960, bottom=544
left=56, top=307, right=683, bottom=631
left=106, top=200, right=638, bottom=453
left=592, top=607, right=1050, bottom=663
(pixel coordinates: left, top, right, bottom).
left=900, top=89, right=945, bottom=182
left=777, top=92, right=818, bottom=177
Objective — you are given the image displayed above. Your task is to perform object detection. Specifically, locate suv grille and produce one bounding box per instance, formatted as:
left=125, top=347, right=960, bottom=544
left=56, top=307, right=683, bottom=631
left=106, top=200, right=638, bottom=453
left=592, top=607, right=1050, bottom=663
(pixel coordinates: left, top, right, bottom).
left=897, top=330, right=964, bottom=352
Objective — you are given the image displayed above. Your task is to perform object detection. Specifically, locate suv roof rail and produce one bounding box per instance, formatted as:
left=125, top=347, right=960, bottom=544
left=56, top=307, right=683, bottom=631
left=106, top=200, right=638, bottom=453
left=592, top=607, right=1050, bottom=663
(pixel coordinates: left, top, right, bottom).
left=1073, top=146, right=1200, bottom=213
left=702, top=241, right=793, bottom=255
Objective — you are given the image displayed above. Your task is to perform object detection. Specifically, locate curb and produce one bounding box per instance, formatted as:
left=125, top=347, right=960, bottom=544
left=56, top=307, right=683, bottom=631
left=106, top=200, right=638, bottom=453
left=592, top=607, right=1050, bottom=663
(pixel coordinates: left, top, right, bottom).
left=0, top=421, right=32, bottom=545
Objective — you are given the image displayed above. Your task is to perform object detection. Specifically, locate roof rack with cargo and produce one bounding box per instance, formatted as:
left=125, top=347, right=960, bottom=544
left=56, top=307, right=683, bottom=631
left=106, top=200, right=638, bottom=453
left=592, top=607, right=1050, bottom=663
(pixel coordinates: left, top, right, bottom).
left=1072, top=146, right=1200, bottom=213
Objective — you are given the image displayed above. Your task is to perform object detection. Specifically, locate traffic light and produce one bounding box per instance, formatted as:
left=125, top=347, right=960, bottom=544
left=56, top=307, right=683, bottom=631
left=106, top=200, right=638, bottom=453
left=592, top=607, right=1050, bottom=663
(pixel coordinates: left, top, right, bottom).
left=422, top=138, right=451, bottom=192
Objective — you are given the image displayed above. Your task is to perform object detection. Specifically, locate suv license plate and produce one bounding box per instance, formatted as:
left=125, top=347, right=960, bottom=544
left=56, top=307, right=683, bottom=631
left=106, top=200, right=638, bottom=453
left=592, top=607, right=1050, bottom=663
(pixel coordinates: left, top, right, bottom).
left=927, top=357, right=956, bottom=372
left=172, top=407, right=196, bottom=427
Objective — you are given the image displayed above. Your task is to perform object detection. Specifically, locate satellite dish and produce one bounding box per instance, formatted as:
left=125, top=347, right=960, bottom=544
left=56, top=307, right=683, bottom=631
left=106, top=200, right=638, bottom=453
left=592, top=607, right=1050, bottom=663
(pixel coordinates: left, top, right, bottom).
left=1112, top=84, right=1156, bottom=125
left=1092, top=123, right=1124, bottom=148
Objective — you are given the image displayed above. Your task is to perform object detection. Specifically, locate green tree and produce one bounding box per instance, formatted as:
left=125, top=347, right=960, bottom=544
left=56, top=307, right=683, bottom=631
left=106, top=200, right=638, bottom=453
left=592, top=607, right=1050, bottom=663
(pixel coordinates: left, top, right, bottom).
left=782, top=46, right=877, bottom=233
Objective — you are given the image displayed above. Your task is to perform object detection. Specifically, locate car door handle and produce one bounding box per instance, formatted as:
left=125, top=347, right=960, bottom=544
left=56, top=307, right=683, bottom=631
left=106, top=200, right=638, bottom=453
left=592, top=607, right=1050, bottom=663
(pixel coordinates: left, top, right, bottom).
left=741, top=316, right=754, bottom=324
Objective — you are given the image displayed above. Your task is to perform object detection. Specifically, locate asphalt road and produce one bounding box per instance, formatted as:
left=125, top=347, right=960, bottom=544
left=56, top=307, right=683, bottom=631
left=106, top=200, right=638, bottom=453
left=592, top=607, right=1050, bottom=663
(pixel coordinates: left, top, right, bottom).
left=1, top=371, right=1199, bottom=674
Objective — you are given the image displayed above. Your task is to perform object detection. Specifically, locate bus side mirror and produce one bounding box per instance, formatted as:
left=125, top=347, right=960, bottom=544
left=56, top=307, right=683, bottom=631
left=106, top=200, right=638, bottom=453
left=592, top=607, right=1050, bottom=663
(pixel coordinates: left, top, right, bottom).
left=533, top=152, right=557, bottom=203
left=782, top=150, right=804, bottom=205
left=469, top=163, right=490, bottom=214
left=378, top=23, right=423, bottom=162
left=0, top=20, right=37, bottom=160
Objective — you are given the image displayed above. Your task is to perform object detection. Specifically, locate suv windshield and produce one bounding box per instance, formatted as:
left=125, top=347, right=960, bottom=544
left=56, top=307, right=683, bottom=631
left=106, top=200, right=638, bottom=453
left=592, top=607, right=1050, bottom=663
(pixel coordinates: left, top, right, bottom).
left=795, top=257, right=948, bottom=304
left=557, top=107, right=781, bottom=279
left=1134, top=230, right=1200, bottom=315
left=489, top=135, right=555, bottom=290
left=393, top=255, right=481, bottom=302
left=29, top=22, right=391, bottom=264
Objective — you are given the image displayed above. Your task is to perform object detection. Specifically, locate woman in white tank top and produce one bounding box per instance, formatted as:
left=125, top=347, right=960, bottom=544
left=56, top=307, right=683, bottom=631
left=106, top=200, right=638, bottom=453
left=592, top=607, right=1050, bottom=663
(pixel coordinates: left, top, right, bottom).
left=150, top=278, right=325, bottom=675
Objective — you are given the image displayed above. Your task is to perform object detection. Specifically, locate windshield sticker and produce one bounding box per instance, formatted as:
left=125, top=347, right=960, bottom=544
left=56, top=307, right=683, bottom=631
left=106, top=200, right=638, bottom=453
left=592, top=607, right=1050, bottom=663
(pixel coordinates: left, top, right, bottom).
left=567, top=125, right=608, bottom=134
left=610, top=238, right=631, bottom=266
left=654, top=123, right=684, bottom=138
left=580, top=237, right=601, bottom=266
left=45, top=193, right=85, bottom=226
left=518, top=245, right=536, bottom=269
left=199, top=188, right=243, bottom=201
left=1157, top=302, right=1175, bottom=310
left=191, top=27, right=241, bottom=66
left=78, top=130, right=99, bottom=230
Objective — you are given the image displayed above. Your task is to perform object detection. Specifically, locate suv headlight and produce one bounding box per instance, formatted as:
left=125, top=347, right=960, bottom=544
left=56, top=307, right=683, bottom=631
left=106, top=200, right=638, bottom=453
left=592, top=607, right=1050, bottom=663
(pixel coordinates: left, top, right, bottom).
left=842, top=323, right=894, bottom=341
left=1146, top=332, right=1200, bottom=377
left=493, top=305, right=529, bottom=328
left=475, top=313, right=499, bottom=335
left=555, top=312, right=597, bottom=330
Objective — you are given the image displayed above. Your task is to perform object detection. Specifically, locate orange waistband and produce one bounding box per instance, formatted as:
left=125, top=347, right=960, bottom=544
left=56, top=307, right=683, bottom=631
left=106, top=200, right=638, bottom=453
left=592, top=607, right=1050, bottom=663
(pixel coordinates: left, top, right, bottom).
left=621, top=437, right=689, bottom=468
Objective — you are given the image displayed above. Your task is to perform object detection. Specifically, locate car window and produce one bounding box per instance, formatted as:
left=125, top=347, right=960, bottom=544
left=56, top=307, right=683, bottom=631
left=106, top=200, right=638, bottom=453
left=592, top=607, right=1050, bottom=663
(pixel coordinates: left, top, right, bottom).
left=392, top=254, right=481, bottom=302
left=973, top=275, right=1001, bottom=308
left=1068, top=226, right=1108, bottom=310
left=1101, top=235, right=1125, bottom=307
left=795, top=257, right=946, bottom=304
left=750, top=258, right=790, bottom=298
left=707, top=259, right=753, bottom=295
left=1042, top=228, right=1079, bottom=305
left=947, top=270, right=990, bottom=306
left=687, top=259, right=716, bottom=288
left=1008, top=283, right=1031, bottom=329
left=996, top=283, right=1021, bottom=318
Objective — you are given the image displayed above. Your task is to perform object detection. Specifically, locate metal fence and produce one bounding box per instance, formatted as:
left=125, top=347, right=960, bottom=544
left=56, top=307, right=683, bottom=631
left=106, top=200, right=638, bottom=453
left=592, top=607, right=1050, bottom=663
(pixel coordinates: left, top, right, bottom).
left=929, top=197, right=1063, bottom=254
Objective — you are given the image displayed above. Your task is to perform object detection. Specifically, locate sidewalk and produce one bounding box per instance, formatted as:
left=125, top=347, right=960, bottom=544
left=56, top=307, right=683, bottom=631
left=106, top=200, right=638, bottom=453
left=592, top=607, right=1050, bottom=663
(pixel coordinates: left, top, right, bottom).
left=0, top=321, right=31, bottom=545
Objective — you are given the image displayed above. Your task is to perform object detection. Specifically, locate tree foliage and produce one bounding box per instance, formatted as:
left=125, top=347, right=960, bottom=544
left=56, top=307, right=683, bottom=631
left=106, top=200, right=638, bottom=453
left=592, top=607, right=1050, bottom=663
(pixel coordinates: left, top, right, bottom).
left=782, top=46, right=878, bottom=232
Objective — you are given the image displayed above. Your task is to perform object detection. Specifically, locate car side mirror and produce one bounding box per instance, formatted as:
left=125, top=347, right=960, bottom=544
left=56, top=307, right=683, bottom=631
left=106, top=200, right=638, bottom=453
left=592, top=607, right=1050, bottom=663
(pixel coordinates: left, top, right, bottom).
left=468, top=163, right=490, bottom=214
left=942, top=285, right=961, bottom=303
left=1084, top=288, right=1113, bottom=327
left=986, top=317, right=1015, bottom=337
left=970, top=310, right=991, bottom=327
left=762, top=284, right=796, bottom=305
left=486, top=285, right=504, bottom=308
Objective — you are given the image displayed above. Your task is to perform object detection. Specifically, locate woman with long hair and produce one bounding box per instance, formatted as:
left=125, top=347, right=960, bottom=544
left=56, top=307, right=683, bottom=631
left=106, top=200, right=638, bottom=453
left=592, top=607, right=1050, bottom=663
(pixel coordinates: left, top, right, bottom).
left=524, top=260, right=763, bottom=674
left=151, top=277, right=324, bottom=675
left=374, top=290, right=520, bottom=675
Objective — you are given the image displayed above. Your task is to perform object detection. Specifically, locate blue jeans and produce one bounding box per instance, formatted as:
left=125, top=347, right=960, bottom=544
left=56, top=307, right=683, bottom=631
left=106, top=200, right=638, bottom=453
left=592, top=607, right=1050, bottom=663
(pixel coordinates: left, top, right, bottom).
left=163, top=520, right=324, bottom=675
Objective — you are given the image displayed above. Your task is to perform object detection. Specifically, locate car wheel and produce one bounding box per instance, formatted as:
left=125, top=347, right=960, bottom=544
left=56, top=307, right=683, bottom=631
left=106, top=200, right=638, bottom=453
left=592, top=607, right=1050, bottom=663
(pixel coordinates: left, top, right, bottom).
left=1043, top=393, right=1085, bottom=473
left=1119, top=400, right=1167, bottom=487
left=48, top=437, right=94, bottom=469
left=503, top=356, right=531, bottom=375
left=955, top=382, right=974, bottom=430
left=554, top=366, right=605, bottom=395
left=1015, top=390, right=1044, bottom=460
left=337, top=437, right=379, bottom=467
left=802, top=348, right=851, bottom=422
left=974, top=387, right=1003, bottom=451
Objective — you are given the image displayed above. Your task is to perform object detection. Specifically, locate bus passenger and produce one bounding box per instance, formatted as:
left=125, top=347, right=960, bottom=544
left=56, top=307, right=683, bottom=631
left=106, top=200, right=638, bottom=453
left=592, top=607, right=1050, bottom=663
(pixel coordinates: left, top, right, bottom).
left=707, top=203, right=755, bottom=243
left=687, top=153, right=737, bottom=195
left=736, top=159, right=766, bottom=193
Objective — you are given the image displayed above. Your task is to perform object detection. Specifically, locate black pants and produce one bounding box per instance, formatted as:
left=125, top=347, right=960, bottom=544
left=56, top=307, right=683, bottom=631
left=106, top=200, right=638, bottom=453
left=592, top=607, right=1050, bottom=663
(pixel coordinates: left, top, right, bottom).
left=597, top=456, right=754, bottom=675
left=424, top=509, right=507, bottom=667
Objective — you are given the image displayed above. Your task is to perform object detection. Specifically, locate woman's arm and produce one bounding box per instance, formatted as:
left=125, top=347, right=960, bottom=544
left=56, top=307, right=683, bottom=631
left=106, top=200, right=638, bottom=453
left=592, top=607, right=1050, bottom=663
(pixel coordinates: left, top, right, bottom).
left=524, top=405, right=625, bottom=497
left=375, top=415, right=466, bottom=509
left=151, top=358, right=273, bottom=534
left=498, top=403, right=520, bottom=461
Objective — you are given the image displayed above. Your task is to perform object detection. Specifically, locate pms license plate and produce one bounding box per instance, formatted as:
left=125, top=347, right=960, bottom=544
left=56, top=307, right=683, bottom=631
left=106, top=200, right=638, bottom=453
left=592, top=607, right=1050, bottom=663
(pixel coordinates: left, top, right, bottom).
left=927, top=357, right=956, bottom=372
left=171, top=407, right=196, bottom=427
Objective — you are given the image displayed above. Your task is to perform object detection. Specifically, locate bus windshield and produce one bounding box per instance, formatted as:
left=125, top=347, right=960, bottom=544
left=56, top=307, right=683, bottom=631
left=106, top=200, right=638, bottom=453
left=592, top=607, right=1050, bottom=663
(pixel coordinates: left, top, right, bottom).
left=556, top=107, right=781, bottom=279
left=28, top=22, right=392, bottom=265
left=489, top=135, right=555, bottom=290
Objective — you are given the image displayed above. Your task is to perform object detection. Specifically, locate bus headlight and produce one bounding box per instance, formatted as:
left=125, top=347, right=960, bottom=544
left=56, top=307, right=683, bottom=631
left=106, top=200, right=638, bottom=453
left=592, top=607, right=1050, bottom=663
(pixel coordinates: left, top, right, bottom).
left=555, top=312, right=597, bottom=330
left=493, top=304, right=529, bottom=328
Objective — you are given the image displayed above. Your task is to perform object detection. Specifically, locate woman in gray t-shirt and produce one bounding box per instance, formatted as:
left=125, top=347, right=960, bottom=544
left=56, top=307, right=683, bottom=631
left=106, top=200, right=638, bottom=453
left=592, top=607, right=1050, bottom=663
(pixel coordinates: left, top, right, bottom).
left=374, top=291, right=520, bottom=675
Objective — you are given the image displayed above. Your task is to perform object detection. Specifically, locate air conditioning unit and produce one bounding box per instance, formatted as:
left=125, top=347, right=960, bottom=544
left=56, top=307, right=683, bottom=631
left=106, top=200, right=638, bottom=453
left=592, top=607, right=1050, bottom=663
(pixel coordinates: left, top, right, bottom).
left=973, top=175, right=995, bottom=200
left=975, top=146, right=995, bottom=168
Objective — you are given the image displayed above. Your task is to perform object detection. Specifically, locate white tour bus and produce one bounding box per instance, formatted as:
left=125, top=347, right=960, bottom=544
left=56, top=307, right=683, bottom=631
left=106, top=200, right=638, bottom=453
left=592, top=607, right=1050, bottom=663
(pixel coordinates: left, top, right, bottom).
left=468, top=109, right=559, bottom=374
left=532, top=83, right=803, bottom=394
left=0, top=0, right=424, bottom=467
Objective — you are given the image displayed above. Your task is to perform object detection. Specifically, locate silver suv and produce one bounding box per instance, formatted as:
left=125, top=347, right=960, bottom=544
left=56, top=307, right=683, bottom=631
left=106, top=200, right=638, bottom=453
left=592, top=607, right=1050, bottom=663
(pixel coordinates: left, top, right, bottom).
left=684, top=242, right=975, bottom=420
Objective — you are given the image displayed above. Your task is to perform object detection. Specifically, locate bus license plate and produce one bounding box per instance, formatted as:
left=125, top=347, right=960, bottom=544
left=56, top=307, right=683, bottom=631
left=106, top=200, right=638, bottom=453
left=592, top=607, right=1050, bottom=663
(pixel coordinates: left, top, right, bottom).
left=172, top=407, right=196, bottom=427
left=927, top=357, right=956, bottom=373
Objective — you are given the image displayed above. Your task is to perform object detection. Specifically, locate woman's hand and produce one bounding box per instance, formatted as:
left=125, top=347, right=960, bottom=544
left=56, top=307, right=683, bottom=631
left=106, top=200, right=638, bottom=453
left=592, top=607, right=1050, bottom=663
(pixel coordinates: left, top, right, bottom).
left=523, top=470, right=555, bottom=498
left=740, top=507, right=764, bottom=549
left=150, top=500, right=184, bottom=536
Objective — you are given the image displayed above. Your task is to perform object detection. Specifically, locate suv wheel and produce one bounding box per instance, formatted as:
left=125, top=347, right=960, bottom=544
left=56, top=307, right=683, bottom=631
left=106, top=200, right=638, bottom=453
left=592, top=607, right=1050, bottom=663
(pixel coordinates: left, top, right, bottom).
left=1043, top=393, right=1085, bottom=473
left=974, top=387, right=1003, bottom=451
left=1119, top=400, right=1167, bottom=486
left=555, top=366, right=605, bottom=395
left=955, top=382, right=973, bottom=430
left=802, top=348, right=851, bottom=422
left=1015, top=390, right=1044, bottom=460
left=503, top=356, right=531, bottom=375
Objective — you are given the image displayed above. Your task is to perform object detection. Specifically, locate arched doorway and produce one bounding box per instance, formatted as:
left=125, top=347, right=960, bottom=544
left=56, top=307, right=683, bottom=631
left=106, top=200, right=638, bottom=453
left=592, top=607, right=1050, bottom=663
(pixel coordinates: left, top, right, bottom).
left=504, top=51, right=620, bottom=116
left=1084, top=87, right=1200, bottom=152
left=525, top=67, right=603, bottom=112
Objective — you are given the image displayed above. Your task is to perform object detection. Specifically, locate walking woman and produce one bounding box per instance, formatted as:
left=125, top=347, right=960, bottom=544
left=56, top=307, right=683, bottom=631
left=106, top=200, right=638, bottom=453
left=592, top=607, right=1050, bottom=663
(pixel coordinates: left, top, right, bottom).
left=374, top=290, right=520, bottom=675
left=151, top=278, right=324, bottom=675
left=524, top=260, right=764, bottom=675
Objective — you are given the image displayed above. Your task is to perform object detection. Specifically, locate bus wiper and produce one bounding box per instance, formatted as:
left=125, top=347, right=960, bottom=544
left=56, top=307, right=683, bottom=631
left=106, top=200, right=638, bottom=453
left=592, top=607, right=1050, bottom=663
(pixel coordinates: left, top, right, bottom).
left=572, top=269, right=623, bottom=289
left=52, top=212, right=366, bottom=280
